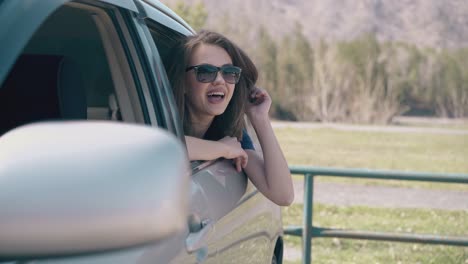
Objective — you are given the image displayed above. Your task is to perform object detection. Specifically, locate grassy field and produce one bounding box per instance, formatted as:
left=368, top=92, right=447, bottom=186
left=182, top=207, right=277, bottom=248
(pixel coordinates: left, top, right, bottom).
left=282, top=204, right=468, bottom=264
left=274, top=123, right=468, bottom=263
left=274, top=126, right=468, bottom=189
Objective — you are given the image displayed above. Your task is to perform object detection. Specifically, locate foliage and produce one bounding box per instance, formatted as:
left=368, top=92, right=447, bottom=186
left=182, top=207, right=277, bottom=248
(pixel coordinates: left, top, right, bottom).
left=256, top=27, right=280, bottom=114
left=276, top=23, right=314, bottom=120
left=169, top=3, right=468, bottom=122
left=171, top=0, right=207, bottom=31
left=250, top=23, right=468, bottom=123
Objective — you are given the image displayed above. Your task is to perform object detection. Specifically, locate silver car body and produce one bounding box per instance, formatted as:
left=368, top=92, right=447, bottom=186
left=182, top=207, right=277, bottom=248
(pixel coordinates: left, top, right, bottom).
left=0, top=0, right=283, bottom=263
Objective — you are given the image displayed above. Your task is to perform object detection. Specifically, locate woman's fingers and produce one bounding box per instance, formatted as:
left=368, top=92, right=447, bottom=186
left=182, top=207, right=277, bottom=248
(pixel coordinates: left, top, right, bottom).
left=249, top=87, right=270, bottom=105
left=250, top=93, right=265, bottom=105
left=233, top=153, right=248, bottom=172
left=235, top=157, right=242, bottom=172
left=231, top=150, right=248, bottom=172
left=242, top=154, right=248, bottom=168
left=219, top=136, right=248, bottom=171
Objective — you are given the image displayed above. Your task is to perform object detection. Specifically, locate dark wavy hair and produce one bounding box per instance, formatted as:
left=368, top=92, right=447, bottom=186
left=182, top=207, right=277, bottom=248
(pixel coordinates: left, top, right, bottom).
left=165, top=30, right=258, bottom=141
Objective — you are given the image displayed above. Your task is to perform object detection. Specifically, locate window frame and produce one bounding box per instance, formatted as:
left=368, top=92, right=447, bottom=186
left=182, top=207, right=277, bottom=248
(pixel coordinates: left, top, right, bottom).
left=73, top=0, right=163, bottom=126
left=123, top=8, right=186, bottom=141
left=69, top=1, right=145, bottom=123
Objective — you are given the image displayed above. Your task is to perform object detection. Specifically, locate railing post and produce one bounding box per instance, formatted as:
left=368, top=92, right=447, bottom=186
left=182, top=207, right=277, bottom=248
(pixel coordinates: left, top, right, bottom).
left=302, top=173, right=314, bottom=264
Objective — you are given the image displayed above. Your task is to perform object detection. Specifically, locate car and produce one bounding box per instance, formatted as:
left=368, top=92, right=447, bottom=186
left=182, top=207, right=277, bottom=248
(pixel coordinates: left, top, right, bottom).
left=0, top=0, right=284, bottom=263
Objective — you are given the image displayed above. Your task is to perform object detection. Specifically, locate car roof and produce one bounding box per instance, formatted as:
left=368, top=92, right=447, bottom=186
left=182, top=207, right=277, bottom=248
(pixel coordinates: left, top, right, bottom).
left=141, top=0, right=195, bottom=35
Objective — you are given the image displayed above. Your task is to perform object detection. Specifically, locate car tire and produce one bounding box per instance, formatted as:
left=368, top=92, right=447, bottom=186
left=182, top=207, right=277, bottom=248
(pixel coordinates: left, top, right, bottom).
left=271, top=253, right=278, bottom=264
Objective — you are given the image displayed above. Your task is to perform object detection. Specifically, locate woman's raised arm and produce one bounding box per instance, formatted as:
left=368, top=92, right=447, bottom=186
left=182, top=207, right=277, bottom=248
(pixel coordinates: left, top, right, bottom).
left=243, top=87, right=294, bottom=206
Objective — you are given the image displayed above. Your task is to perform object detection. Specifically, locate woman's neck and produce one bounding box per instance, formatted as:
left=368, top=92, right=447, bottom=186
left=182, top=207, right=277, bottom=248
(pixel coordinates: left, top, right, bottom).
left=189, top=114, right=214, bottom=138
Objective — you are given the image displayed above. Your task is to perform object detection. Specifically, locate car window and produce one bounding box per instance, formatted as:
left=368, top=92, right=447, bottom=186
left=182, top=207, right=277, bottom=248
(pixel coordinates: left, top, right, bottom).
left=145, top=20, right=185, bottom=67
left=0, top=2, right=147, bottom=135
left=145, top=22, right=204, bottom=170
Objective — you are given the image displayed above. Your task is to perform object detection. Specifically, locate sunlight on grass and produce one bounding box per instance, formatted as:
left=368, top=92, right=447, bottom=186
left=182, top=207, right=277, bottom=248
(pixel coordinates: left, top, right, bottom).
left=275, top=127, right=468, bottom=173
left=274, top=126, right=468, bottom=189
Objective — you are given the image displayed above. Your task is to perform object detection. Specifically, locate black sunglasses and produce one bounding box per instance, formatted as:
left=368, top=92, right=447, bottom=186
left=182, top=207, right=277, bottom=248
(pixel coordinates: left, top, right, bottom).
left=186, top=64, right=242, bottom=84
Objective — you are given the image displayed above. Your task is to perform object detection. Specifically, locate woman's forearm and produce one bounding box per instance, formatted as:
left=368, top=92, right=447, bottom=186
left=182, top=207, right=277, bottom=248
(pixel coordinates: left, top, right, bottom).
left=249, top=116, right=294, bottom=205
left=185, top=136, right=226, bottom=161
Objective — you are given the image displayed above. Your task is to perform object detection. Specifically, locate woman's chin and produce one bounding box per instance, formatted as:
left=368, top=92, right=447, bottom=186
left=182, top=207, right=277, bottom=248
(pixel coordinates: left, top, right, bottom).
left=206, top=105, right=228, bottom=116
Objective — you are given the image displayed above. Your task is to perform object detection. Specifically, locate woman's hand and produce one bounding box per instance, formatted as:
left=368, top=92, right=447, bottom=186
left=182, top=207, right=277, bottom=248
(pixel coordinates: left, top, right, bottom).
left=246, top=86, right=272, bottom=120
left=219, top=136, right=248, bottom=172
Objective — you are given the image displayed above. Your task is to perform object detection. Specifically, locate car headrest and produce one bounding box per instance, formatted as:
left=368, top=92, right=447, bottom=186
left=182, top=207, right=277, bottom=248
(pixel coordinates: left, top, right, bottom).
left=0, top=54, right=86, bottom=135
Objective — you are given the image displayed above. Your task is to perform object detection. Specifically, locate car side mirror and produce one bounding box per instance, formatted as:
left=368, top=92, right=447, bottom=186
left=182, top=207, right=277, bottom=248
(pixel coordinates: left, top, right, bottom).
left=0, top=122, right=190, bottom=260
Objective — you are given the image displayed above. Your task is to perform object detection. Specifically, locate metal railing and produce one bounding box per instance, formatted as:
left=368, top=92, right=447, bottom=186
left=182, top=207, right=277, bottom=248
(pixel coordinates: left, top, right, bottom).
left=284, top=166, right=468, bottom=264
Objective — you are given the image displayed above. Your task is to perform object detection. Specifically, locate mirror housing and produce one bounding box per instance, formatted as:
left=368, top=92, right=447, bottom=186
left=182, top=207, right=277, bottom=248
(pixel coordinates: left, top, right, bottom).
left=0, top=122, right=189, bottom=259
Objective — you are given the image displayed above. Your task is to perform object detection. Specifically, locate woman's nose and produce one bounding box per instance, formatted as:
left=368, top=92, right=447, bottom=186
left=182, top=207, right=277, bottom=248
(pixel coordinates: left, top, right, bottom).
left=212, top=71, right=225, bottom=84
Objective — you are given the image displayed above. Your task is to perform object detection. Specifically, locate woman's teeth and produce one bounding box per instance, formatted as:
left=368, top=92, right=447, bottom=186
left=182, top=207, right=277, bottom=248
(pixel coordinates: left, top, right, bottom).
left=207, top=92, right=225, bottom=98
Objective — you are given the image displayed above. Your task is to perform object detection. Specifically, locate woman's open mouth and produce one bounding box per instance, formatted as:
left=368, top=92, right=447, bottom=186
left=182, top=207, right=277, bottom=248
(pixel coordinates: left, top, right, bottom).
left=207, top=91, right=225, bottom=104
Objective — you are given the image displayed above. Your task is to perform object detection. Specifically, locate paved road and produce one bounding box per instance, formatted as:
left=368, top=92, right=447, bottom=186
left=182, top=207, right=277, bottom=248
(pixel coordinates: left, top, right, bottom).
left=293, top=180, right=468, bottom=210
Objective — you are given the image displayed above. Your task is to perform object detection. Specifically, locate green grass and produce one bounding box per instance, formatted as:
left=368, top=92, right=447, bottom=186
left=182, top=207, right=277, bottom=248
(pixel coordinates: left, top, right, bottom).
left=274, top=127, right=468, bottom=189
left=282, top=204, right=468, bottom=264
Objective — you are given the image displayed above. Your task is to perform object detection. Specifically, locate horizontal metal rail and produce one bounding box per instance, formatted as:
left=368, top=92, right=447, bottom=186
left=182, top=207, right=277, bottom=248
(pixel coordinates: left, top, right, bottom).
left=290, top=165, right=468, bottom=183
left=285, top=226, right=468, bottom=247
left=285, top=166, right=468, bottom=264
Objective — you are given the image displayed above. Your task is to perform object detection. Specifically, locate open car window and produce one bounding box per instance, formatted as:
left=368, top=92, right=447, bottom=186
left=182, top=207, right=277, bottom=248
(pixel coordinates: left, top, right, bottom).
left=0, top=2, right=146, bottom=135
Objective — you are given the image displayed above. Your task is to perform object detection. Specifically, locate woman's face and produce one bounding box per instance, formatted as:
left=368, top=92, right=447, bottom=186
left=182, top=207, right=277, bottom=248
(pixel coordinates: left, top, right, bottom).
left=185, top=43, right=236, bottom=122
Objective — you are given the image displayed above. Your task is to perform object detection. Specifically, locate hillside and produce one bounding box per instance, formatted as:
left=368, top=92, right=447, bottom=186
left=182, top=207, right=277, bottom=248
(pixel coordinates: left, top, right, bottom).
left=161, top=0, right=468, bottom=49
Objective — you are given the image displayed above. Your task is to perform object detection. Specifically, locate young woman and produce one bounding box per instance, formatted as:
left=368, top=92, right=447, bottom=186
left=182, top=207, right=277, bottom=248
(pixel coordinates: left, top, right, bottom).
left=165, top=30, right=294, bottom=206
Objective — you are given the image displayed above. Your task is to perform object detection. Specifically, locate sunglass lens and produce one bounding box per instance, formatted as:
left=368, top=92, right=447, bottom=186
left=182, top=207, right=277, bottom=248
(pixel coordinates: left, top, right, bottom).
left=196, top=65, right=218, bottom=83
left=193, top=65, right=242, bottom=84
left=222, top=66, right=241, bottom=84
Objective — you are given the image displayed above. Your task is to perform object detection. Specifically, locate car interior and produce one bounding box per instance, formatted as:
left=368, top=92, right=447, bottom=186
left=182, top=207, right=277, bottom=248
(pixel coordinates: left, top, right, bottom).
left=0, top=3, right=144, bottom=136
left=0, top=54, right=86, bottom=135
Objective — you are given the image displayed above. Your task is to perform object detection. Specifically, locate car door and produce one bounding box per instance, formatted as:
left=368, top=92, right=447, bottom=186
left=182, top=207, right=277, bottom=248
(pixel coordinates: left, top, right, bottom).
left=136, top=2, right=283, bottom=263
left=204, top=124, right=282, bottom=264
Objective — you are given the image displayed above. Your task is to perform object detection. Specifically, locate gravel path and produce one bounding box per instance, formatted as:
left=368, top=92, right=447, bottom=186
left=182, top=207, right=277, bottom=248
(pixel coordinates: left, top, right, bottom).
left=272, top=120, right=468, bottom=135
left=292, top=180, right=468, bottom=210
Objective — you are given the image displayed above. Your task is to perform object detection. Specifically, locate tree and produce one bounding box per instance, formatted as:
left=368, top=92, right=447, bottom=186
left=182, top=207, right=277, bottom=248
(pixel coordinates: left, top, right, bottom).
left=256, top=27, right=279, bottom=111
left=291, top=22, right=314, bottom=120
left=275, top=22, right=314, bottom=120
left=171, top=0, right=207, bottom=31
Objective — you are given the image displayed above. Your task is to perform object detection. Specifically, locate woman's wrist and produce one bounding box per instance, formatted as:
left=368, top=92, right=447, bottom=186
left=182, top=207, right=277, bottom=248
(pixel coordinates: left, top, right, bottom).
left=216, top=139, right=233, bottom=159
left=248, top=113, right=270, bottom=128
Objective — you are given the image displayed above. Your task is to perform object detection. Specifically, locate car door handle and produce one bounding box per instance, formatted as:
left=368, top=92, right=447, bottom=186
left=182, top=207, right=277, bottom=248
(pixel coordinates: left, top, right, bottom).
left=186, top=218, right=213, bottom=253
